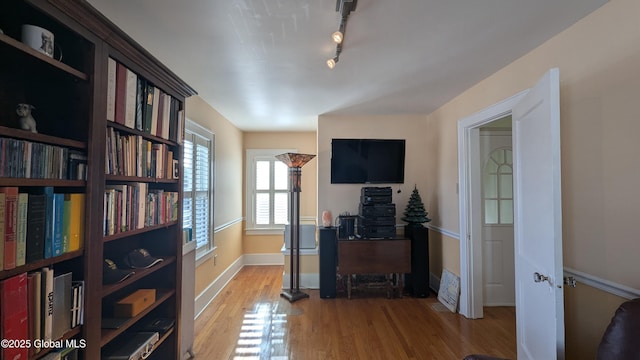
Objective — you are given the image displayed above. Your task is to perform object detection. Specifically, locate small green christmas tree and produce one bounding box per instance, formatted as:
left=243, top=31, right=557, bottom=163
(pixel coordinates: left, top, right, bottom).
left=402, top=186, right=431, bottom=226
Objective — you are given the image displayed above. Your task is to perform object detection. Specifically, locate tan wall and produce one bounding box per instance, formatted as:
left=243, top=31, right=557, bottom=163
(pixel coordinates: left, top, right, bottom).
left=194, top=222, right=243, bottom=295
left=243, top=132, right=318, bottom=254
left=565, top=285, right=627, bottom=359
left=186, top=96, right=244, bottom=295
left=429, top=231, right=460, bottom=280
left=317, top=115, right=429, bottom=223
left=425, top=0, right=640, bottom=357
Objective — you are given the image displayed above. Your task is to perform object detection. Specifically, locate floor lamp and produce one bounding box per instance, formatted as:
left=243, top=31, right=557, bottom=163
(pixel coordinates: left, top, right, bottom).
left=276, top=152, right=315, bottom=302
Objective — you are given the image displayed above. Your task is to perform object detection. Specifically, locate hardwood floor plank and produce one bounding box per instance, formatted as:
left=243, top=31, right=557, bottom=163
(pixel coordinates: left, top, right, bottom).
left=194, top=266, right=516, bottom=359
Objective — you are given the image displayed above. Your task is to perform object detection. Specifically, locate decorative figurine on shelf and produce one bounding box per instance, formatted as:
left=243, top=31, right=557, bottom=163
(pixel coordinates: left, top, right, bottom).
left=16, top=103, right=37, bottom=133
left=401, top=185, right=431, bottom=226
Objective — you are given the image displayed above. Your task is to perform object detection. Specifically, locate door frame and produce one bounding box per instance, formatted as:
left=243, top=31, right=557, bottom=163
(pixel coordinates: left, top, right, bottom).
left=457, top=89, right=528, bottom=319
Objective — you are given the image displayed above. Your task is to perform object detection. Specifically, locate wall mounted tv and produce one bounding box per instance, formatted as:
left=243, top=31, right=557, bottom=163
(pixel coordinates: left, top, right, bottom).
left=331, top=138, right=406, bottom=184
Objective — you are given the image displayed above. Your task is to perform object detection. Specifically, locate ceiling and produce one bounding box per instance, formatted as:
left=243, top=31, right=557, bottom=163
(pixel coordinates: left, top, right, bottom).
left=86, top=0, right=606, bottom=131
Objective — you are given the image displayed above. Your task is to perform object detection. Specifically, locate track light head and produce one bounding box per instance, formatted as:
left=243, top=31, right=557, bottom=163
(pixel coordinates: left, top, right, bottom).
left=332, top=30, right=343, bottom=44
left=327, top=57, right=338, bottom=69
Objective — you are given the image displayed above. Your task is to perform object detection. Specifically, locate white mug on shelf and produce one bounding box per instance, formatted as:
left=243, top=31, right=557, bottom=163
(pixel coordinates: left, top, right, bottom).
left=21, top=24, right=56, bottom=58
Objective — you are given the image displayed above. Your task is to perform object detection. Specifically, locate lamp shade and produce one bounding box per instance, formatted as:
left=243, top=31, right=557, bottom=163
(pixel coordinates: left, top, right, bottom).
left=275, top=153, right=315, bottom=168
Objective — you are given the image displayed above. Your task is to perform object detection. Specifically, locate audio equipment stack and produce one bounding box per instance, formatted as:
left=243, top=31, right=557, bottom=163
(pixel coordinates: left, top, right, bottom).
left=358, top=187, right=396, bottom=238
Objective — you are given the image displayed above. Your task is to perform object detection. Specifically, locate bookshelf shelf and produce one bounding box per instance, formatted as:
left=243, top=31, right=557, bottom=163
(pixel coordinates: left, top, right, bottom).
left=101, top=257, right=176, bottom=297
left=0, top=250, right=83, bottom=281
left=0, top=178, right=86, bottom=187
left=0, top=33, right=88, bottom=81
left=105, top=175, right=179, bottom=184
left=107, top=122, right=178, bottom=147
left=0, top=125, right=87, bottom=149
left=100, top=289, right=175, bottom=347
left=103, top=221, right=178, bottom=243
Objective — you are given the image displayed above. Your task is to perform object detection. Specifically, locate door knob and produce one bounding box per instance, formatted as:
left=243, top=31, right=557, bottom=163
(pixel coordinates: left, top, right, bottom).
left=533, top=272, right=550, bottom=283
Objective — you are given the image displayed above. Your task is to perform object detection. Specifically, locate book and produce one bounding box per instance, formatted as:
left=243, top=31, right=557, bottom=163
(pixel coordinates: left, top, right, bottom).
left=105, top=185, right=127, bottom=233
left=71, top=281, right=84, bottom=327
left=162, top=94, right=171, bottom=139
left=136, top=183, right=147, bottom=229
left=41, top=267, right=54, bottom=342
left=106, top=57, right=117, bottom=121
left=25, top=193, right=46, bottom=263
left=1, top=187, right=19, bottom=270
left=150, top=87, right=160, bottom=137
left=177, top=109, right=185, bottom=144
left=143, top=83, right=155, bottom=134
left=124, top=68, right=138, bottom=129
left=43, top=187, right=55, bottom=259
left=0, top=192, right=5, bottom=270
left=168, top=97, right=178, bottom=141
left=52, top=272, right=72, bottom=341
left=1, top=273, right=29, bottom=360
left=66, top=194, right=85, bottom=252
left=135, top=77, right=145, bottom=131
left=155, top=91, right=165, bottom=137
left=16, top=193, right=28, bottom=267
left=51, top=192, right=65, bottom=257
left=27, top=271, right=42, bottom=354
left=62, top=195, right=71, bottom=253
left=114, top=62, right=127, bottom=125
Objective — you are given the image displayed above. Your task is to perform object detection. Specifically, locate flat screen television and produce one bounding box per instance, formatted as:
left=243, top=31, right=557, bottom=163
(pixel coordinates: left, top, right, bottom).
left=331, top=138, right=406, bottom=184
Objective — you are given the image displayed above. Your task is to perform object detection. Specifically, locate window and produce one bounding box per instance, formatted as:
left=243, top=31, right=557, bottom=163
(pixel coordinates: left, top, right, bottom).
left=246, top=149, right=295, bottom=233
left=183, top=120, right=214, bottom=259
left=483, top=147, right=513, bottom=225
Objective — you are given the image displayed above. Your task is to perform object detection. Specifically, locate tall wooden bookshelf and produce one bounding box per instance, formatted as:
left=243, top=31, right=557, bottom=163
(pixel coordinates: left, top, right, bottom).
left=0, top=0, right=197, bottom=359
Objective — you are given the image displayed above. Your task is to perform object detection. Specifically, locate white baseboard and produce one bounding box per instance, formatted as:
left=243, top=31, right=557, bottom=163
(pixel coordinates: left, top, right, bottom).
left=195, top=256, right=244, bottom=319
left=430, top=272, right=440, bottom=293
left=282, top=273, right=320, bottom=290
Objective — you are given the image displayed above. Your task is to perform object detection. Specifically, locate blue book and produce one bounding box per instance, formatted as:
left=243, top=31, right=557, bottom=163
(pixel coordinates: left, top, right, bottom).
left=43, top=187, right=54, bottom=259
left=51, top=193, right=64, bottom=257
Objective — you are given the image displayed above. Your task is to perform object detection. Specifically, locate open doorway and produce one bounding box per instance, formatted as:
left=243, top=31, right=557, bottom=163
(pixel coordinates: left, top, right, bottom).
left=458, top=69, right=565, bottom=359
left=457, top=91, right=526, bottom=319
left=479, top=118, right=515, bottom=307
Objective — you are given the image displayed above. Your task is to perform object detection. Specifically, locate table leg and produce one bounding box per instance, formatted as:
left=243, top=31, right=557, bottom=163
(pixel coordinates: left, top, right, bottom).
left=386, top=274, right=392, bottom=299
left=347, top=274, right=352, bottom=299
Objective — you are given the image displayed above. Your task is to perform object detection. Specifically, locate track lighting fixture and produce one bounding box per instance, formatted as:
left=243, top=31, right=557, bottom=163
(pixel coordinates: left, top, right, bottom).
left=327, top=57, right=338, bottom=69
left=327, top=0, right=357, bottom=69
left=332, top=30, right=343, bottom=44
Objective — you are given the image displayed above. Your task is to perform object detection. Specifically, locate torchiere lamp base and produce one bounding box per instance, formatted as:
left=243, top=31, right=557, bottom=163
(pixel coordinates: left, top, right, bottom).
left=280, top=290, right=310, bottom=303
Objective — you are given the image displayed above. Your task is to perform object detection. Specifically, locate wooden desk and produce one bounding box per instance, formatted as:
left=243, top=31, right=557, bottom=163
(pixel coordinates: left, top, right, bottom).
left=338, top=239, right=411, bottom=298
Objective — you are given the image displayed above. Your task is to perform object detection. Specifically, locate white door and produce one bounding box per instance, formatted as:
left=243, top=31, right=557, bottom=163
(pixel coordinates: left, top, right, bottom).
left=480, top=131, right=515, bottom=306
left=513, top=68, right=564, bottom=359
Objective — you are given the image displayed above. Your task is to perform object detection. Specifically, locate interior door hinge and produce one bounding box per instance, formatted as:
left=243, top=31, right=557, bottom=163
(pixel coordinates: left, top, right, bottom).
left=563, top=276, right=577, bottom=288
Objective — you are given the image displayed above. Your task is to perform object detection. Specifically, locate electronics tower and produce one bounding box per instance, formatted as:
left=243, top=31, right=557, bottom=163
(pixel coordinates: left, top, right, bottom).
left=357, top=187, right=396, bottom=239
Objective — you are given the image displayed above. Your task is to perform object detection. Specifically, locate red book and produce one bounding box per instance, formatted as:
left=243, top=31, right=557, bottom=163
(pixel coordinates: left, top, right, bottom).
left=0, top=273, right=29, bottom=360
left=114, top=62, right=128, bottom=125
left=1, top=187, right=19, bottom=270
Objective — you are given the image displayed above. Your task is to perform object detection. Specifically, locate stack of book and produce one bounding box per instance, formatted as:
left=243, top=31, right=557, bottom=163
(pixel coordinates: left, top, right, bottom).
left=0, top=187, right=85, bottom=270
left=105, top=128, right=177, bottom=179
left=106, top=58, right=184, bottom=144
left=0, top=136, right=87, bottom=180
left=0, top=270, right=84, bottom=359
left=103, top=183, right=178, bottom=236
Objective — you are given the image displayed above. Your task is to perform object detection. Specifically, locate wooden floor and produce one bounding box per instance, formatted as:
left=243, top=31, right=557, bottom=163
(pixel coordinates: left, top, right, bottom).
left=194, top=266, right=516, bottom=360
